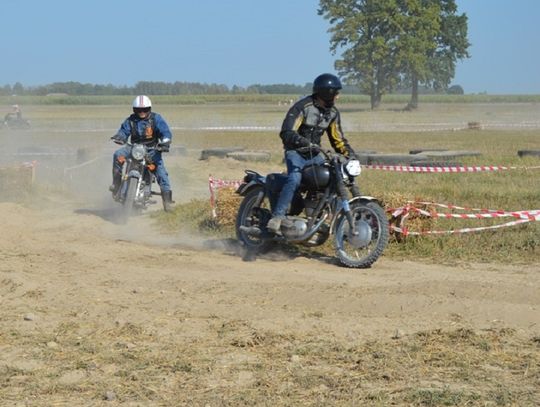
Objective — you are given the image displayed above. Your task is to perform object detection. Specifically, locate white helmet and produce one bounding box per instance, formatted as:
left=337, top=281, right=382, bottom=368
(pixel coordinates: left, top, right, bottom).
left=132, top=95, right=152, bottom=110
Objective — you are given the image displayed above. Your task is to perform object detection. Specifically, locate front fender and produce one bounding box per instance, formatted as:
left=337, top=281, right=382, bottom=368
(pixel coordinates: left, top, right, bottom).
left=330, top=196, right=382, bottom=233
left=128, top=169, right=142, bottom=179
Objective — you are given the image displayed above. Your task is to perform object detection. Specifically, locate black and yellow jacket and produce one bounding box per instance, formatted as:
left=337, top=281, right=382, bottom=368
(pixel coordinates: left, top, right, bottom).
left=279, top=95, right=354, bottom=156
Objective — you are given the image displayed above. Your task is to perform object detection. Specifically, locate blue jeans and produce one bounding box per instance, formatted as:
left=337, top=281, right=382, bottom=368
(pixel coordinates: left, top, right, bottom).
left=113, top=146, right=171, bottom=192
left=273, top=150, right=325, bottom=217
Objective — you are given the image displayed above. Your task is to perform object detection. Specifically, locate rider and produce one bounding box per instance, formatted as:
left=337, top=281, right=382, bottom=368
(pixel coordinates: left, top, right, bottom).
left=4, top=104, right=22, bottom=122
left=267, top=73, right=359, bottom=233
left=110, top=95, right=175, bottom=212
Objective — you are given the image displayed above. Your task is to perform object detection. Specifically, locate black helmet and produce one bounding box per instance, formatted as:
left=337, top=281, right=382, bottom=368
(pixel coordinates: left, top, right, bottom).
left=312, top=73, right=342, bottom=106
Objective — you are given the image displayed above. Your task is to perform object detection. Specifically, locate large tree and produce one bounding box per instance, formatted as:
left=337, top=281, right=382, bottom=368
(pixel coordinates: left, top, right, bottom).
left=402, top=0, right=470, bottom=109
left=318, top=0, right=469, bottom=109
left=319, top=0, right=404, bottom=109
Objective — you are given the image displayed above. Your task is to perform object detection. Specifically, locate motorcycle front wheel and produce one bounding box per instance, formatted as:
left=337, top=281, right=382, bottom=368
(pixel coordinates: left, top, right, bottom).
left=334, top=201, right=389, bottom=268
left=235, top=186, right=274, bottom=252
left=121, top=177, right=138, bottom=223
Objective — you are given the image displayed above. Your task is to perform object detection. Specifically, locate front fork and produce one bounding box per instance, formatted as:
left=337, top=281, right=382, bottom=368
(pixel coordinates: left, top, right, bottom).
left=333, top=159, right=359, bottom=236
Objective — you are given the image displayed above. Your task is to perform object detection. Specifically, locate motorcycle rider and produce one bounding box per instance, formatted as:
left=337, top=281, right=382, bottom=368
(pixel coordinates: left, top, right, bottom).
left=267, top=73, right=359, bottom=233
left=110, top=95, right=175, bottom=212
left=4, top=104, right=22, bottom=123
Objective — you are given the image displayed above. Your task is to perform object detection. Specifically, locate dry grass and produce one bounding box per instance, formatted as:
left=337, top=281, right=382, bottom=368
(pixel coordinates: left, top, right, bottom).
left=1, top=322, right=538, bottom=406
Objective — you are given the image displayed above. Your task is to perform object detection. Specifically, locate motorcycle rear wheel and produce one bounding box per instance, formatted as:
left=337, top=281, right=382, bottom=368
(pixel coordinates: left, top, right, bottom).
left=235, top=186, right=274, bottom=252
left=334, top=201, right=389, bottom=268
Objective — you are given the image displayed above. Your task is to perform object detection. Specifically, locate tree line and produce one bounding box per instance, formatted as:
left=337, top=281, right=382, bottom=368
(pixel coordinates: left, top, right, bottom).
left=0, top=80, right=463, bottom=98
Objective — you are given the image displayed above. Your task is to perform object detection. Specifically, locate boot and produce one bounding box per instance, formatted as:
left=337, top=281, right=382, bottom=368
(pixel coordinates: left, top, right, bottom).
left=109, top=172, right=122, bottom=196
left=162, top=190, right=175, bottom=212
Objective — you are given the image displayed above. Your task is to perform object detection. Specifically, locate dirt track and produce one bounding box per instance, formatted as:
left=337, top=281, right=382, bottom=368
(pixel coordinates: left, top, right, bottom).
left=1, top=189, right=539, bottom=404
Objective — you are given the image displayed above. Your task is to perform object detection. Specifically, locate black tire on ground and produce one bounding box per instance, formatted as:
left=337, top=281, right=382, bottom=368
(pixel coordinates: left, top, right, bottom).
left=226, top=151, right=271, bottom=162
left=235, top=186, right=274, bottom=252
left=518, top=150, right=540, bottom=158
left=411, top=161, right=463, bottom=168
left=409, top=148, right=449, bottom=155
left=365, top=153, right=429, bottom=165
left=200, top=147, right=244, bottom=160
left=334, top=200, right=389, bottom=269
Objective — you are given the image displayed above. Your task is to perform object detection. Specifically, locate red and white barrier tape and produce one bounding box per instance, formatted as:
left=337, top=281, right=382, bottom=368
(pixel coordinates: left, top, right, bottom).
left=364, top=164, right=540, bottom=173
left=390, top=201, right=540, bottom=236
left=391, top=218, right=533, bottom=236
left=208, top=176, right=540, bottom=234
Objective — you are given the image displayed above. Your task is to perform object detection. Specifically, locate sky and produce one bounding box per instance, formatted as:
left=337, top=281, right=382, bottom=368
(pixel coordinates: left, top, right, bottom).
left=1, top=0, right=539, bottom=94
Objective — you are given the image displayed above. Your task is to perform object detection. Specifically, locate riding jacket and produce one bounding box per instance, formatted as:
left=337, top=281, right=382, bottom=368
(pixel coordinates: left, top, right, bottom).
left=279, top=95, right=355, bottom=157
left=114, top=112, right=172, bottom=146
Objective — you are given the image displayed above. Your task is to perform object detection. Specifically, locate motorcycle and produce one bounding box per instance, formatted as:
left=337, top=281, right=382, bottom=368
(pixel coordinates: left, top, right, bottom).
left=236, top=147, right=389, bottom=268
left=112, top=141, right=163, bottom=222
left=2, top=116, right=31, bottom=130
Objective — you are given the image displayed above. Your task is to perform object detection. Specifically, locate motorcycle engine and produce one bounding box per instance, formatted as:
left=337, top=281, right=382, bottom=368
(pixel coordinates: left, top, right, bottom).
left=280, top=217, right=308, bottom=239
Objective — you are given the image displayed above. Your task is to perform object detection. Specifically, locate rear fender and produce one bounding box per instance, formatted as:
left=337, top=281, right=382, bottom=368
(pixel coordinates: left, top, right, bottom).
left=236, top=171, right=266, bottom=196
left=236, top=180, right=264, bottom=197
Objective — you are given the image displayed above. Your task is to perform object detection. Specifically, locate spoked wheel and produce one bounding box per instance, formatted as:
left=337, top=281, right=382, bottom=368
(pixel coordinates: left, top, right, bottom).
left=334, top=201, right=389, bottom=268
left=235, top=186, right=274, bottom=252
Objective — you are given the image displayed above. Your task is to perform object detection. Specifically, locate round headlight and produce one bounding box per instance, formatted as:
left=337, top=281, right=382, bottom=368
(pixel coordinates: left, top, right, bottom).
left=345, top=159, right=361, bottom=177
left=131, top=144, right=146, bottom=161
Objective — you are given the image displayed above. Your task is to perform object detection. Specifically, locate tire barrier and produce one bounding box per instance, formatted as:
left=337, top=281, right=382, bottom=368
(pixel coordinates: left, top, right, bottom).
left=356, top=153, right=430, bottom=165
left=200, top=147, right=245, bottom=160
left=226, top=151, right=271, bottom=162
left=518, top=150, right=540, bottom=158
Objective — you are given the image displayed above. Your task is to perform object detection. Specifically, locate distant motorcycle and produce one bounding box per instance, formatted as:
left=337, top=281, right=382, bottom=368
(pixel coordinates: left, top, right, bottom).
left=236, top=147, right=389, bottom=268
left=112, top=142, right=164, bottom=222
left=2, top=116, right=31, bottom=130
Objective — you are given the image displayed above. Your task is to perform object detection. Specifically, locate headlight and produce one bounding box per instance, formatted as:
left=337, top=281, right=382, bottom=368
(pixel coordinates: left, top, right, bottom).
left=131, top=144, right=146, bottom=161
left=345, top=159, right=361, bottom=177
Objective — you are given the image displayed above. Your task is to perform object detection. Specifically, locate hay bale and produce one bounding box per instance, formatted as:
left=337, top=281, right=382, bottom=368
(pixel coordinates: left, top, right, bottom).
left=0, top=163, right=35, bottom=198
left=378, top=191, right=434, bottom=241
left=215, top=187, right=242, bottom=226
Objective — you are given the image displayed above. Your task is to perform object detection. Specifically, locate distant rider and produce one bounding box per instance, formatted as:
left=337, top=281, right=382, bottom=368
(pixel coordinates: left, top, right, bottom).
left=110, top=95, right=175, bottom=212
left=4, top=104, right=22, bottom=123
left=267, top=73, right=359, bottom=233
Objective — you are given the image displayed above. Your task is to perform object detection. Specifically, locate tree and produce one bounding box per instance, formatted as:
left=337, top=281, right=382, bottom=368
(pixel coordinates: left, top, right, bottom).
left=319, top=0, right=404, bottom=109
left=12, top=82, right=24, bottom=96
left=318, top=0, right=469, bottom=109
left=402, top=0, right=470, bottom=109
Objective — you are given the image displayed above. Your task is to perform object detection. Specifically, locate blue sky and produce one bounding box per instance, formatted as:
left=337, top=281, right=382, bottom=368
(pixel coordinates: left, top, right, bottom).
left=2, top=0, right=539, bottom=94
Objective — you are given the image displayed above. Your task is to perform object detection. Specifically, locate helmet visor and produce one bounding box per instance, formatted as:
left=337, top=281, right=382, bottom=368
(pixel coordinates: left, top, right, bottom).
left=133, top=107, right=151, bottom=114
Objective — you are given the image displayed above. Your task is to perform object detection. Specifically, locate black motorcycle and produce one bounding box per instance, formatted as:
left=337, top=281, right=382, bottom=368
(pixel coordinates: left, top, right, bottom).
left=113, top=142, right=162, bottom=222
left=236, top=148, right=389, bottom=268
